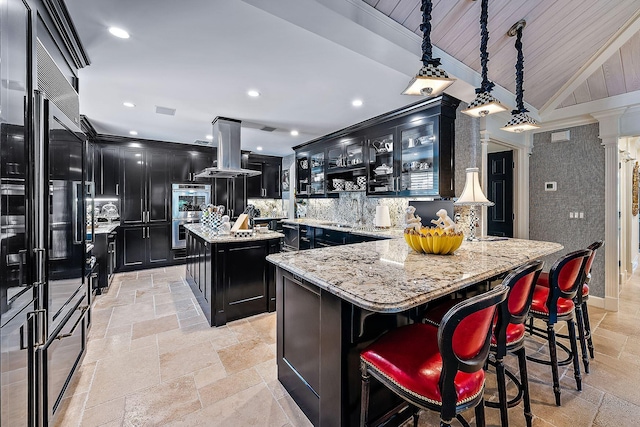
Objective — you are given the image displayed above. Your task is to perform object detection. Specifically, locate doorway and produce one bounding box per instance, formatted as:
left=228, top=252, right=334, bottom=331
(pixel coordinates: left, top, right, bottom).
left=487, top=143, right=514, bottom=238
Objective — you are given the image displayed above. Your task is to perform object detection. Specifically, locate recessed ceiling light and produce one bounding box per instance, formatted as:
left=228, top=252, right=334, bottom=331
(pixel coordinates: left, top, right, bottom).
left=256, top=146, right=263, bottom=151
left=129, top=130, right=138, bottom=136
left=108, top=27, right=130, bottom=39
left=352, top=99, right=363, bottom=107
left=123, top=102, right=135, bottom=108
left=290, top=130, right=299, bottom=136
left=247, top=90, right=260, bottom=97
left=205, top=134, right=213, bottom=140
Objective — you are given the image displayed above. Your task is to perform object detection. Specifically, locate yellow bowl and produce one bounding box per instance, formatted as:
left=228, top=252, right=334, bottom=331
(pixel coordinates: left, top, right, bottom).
left=409, top=232, right=424, bottom=253
left=407, top=228, right=464, bottom=255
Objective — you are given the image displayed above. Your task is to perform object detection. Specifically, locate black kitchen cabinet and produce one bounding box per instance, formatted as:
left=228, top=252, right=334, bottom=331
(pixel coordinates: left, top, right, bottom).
left=245, top=154, right=282, bottom=199
left=296, top=147, right=331, bottom=198
left=314, top=227, right=348, bottom=247
left=120, top=224, right=171, bottom=268
left=120, top=148, right=169, bottom=225
left=171, top=150, right=214, bottom=183
left=185, top=230, right=281, bottom=326
left=95, top=145, right=120, bottom=197
left=214, top=177, right=246, bottom=220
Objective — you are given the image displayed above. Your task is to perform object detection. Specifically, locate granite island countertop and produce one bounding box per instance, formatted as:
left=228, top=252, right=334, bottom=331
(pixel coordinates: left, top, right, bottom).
left=267, top=237, right=562, bottom=313
left=185, top=223, right=284, bottom=243
left=282, top=218, right=405, bottom=239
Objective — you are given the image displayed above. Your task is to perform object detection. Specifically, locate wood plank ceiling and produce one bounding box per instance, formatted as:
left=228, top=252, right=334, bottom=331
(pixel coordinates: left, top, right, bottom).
left=364, top=0, right=640, bottom=110
left=559, top=31, right=640, bottom=107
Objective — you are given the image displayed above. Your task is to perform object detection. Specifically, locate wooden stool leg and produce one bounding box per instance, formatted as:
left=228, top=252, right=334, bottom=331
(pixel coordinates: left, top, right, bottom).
left=567, top=319, right=582, bottom=391
left=516, top=347, right=533, bottom=427
left=547, top=323, right=562, bottom=406
left=574, top=303, right=590, bottom=373
left=495, top=357, right=509, bottom=427
left=582, top=301, right=595, bottom=358
left=474, top=397, right=486, bottom=427
left=360, top=363, right=370, bottom=427
left=412, top=406, right=420, bottom=427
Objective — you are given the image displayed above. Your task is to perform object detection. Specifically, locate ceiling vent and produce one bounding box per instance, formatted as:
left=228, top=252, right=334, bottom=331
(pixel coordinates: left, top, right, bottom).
left=193, top=139, right=211, bottom=145
left=551, top=130, right=570, bottom=142
left=260, top=126, right=277, bottom=132
left=155, top=106, right=176, bottom=116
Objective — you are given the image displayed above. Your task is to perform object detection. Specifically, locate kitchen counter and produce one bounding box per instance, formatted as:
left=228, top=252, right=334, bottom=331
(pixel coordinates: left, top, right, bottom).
left=268, top=237, right=562, bottom=313
left=269, top=237, right=563, bottom=426
left=282, top=218, right=405, bottom=240
left=93, top=222, right=120, bottom=234
left=184, top=224, right=284, bottom=243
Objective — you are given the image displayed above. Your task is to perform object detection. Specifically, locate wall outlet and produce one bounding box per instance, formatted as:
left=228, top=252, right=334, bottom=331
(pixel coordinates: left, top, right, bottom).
left=569, top=212, right=574, bottom=219
left=579, top=212, right=584, bottom=219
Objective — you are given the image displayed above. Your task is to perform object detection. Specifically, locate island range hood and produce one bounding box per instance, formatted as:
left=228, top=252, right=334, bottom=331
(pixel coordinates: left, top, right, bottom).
left=194, top=116, right=261, bottom=178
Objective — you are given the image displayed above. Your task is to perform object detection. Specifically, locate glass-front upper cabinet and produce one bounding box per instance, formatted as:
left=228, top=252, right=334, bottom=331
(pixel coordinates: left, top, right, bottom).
left=367, top=131, right=395, bottom=194
left=326, top=137, right=366, bottom=193
left=309, top=151, right=325, bottom=196
left=295, top=153, right=310, bottom=196
left=398, top=118, right=439, bottom=196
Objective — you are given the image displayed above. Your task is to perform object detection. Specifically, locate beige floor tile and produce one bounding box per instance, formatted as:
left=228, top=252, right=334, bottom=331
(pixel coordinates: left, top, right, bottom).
left=154, top=291, right=192, bottom=306
left=155, top=298, right=197, bottom=317
left=66, top=361, right=97, bottom=397
left=193, top=363, right=228, bottom=389
left=122, top=375, right=201, bottom=426
left=108, top=302, right=155, bottom=328
left=131, top=314, right=179, bottom=340
left=80, top=397, right=125, bottom=427
left=93, top=293, right=135, bottom=310
left=249, top=312, right=277, bottom=344
left=160, top=341, right=221, bottom=382
left=198, top=368, right=262, bottom=408
left=178, top=313, right=209, bottom=329
left=278, top=394, right=313, bottom=427
left=170, top=383, right=289, bottom=427
left=103, top=324, right=132, bottom=338
left=85, top=346, right=160, bottom=408
left=83, top=333, right=132, bottom=364
left=53, top=391, right=87, bottom=427
left=130, top=333, right=157, bottom=351
left=217, top=337, right=275, bottom=374
left=156, top=322, right=222, bottom=355
left=592, top=393, right=640, bottom=427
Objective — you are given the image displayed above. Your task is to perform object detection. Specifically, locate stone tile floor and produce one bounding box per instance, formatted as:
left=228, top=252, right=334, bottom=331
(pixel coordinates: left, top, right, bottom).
left=54, top=265, right=640, bottom=426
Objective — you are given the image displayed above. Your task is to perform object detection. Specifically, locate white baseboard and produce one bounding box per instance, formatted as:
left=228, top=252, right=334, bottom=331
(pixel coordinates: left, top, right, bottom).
left=588, top=295, right=619, bottom=311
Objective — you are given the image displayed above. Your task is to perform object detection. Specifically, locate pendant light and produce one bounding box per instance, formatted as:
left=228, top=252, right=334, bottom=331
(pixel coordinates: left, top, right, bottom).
left=402, top=0, right=455, bottom=96
left=501, top=20, right=540, bottom=132
left=462, top=0, right=507, bottom=117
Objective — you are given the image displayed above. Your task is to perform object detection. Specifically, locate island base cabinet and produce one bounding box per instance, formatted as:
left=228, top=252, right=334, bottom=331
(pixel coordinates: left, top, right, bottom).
left=185, top=230, right=280, bottom=326
left=276, top=268, right=407, bottom=427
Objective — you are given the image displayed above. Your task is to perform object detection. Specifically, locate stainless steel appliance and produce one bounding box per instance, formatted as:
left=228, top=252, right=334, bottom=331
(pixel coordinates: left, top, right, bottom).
left=172, top=183, right=211, bottom=249
left=282, top=223, right=299, bottom=251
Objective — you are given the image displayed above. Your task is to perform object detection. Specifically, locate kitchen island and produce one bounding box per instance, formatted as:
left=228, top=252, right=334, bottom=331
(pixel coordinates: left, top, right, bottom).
left=185, top=224, right=283, bottom=326
left=266, top=237, right=563, bottom=426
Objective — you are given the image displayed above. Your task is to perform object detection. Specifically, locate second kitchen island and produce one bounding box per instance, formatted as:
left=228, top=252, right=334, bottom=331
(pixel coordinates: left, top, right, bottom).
left=185, top=224, right=283, bottom=326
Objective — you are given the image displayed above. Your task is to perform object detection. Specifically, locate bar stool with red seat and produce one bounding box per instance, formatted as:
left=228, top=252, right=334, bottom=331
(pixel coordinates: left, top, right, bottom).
left=359, top=284, right=509, bottom=427
left=527, top=249, right=592, bottom=406
left=422, top=260, right=544, bottom=427
left=488, top=260, right=544, bottom=427
left=534, top=241, right=603, bottom=373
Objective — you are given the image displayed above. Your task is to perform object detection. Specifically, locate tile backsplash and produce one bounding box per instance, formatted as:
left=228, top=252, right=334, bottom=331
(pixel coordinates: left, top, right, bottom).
left=247, top=199, right=287, bottom=218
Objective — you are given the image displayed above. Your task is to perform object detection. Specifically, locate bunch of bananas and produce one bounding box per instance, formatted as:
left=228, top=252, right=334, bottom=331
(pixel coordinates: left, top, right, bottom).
left=404, top=227, right=464, bottom=255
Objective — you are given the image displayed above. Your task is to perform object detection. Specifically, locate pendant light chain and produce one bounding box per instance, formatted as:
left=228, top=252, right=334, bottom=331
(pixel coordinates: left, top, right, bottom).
left=513, top=26, right=528, bottom=114
left=420, top=0, right=440, bottom=67
left=478, top=0, right=495, bottom=94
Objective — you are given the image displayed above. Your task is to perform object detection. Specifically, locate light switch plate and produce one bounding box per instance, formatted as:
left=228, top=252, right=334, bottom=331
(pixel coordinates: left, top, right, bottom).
left=545, top=182, right=557, bottom=191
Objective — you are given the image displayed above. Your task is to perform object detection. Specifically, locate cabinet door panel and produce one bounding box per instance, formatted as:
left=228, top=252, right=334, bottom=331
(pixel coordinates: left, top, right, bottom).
left=191, top=151, right=214, bottom=181
left=264, top=161, right=281, bottom=198
left=122, top=227, right=145, bottom=267
left=100, top=146, right=120, bottom=196
left=223, top=244, right=268, bottom=321
left=120, top=148, right=145, bottom=224
left=147, top=224, right=170, bottom=264
left=245, top=161, right=262, bottom=198
left=171, top=152, right=191, bottom=183
left=147, top=152, right=169, bottom=222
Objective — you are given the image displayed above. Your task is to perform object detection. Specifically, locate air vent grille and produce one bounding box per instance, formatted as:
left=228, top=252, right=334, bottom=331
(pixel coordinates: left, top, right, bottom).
left=260, top=126, right=276, bottom=132
left=36, top=39, right=80, bottom=124
left=155, top=106, right=176, bottom=116
left=193, top=139, right=212, bottom=145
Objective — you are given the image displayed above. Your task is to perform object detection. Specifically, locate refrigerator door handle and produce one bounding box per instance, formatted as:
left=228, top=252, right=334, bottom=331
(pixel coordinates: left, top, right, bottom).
left=34, top=247, right=45, bottom=287
left=55, top=305, right=89, bottom=340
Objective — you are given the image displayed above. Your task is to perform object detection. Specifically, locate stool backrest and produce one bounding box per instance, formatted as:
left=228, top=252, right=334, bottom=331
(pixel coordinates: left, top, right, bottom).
left=438, top=284, right=509, bottom=376
left=546, top=249, right=592, bottom=322
left=584, top=240, right=604, bottom=278
left=494, top=260, right=544, bottom=357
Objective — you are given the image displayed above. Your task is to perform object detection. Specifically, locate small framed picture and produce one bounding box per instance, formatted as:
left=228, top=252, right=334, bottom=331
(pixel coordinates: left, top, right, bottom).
left=282, top=169, right=290, bottom=192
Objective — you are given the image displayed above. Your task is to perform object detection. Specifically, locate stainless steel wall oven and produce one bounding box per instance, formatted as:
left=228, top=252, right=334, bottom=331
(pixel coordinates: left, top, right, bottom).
left=171, top=183, right=210, bottom=249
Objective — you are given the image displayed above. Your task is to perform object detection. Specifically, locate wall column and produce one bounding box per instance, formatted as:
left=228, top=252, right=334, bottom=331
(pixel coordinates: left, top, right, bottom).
left=592, top=109, right=626, bottom=311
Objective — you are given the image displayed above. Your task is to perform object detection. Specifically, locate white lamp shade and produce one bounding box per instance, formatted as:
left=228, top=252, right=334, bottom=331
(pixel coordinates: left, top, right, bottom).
left=454, top=167, right=494, bottom=206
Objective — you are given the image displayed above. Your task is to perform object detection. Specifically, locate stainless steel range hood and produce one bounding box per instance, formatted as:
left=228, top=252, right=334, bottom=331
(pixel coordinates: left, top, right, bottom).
left=194, top=117, right=261, bottom=178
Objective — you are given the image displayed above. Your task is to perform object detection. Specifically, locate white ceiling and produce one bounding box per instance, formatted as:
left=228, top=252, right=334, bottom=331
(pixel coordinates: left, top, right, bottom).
left=65, top=0, right=640, bottom=156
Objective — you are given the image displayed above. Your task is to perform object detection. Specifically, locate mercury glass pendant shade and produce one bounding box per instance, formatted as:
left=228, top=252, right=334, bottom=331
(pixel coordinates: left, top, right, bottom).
left=454, top=168, right=494, bottom=206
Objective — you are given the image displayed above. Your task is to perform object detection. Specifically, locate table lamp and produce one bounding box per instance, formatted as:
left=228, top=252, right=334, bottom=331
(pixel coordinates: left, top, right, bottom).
left=454, top=167, right=494, bottom=241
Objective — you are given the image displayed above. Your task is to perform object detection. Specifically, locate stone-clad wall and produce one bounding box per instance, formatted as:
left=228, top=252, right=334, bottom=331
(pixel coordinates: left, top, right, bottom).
left=529, top=123, right=605, bottom=298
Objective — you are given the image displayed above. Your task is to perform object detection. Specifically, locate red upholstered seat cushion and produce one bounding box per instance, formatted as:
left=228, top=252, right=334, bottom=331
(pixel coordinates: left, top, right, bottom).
left=530, top=285, right=575, bottom=316
left=361, top=323, right=485, bottom=406
left=536, top=272, right=589, bottom=296
left=490, top=323, right=525, bottom=346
